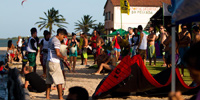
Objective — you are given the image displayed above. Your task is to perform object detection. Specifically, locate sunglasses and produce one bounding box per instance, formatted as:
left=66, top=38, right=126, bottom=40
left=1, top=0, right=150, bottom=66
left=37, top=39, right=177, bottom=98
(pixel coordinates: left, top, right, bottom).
left=182, top=28, right=187, bottom=29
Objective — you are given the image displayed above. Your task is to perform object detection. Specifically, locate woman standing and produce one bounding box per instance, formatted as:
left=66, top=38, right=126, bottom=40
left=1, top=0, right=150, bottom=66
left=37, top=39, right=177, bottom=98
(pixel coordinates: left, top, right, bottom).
left=7, top=40, right=15, bottom=63
left=68, top=33, right=79, bottom=73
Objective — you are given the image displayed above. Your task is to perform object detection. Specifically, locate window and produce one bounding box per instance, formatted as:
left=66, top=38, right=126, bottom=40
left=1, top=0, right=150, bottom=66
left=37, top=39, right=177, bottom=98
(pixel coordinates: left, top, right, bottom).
left=108, top=12, right=111, bottom=20
left=112, top=14, right=113, bottom=21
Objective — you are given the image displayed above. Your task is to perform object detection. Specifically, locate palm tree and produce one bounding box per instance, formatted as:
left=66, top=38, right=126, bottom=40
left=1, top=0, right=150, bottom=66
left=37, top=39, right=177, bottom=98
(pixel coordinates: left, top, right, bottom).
left=35, top=7, right=68, bottom=34
left=75, top=15, right=96, bottom=33
left=94, top=22, right=105, bottom=34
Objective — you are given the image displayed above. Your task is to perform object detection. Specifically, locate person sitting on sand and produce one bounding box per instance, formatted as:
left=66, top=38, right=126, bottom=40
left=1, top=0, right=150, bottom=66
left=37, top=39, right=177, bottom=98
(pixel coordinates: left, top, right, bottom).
left=23, top=66, right=56, bottom=93
left=95, top=49, right=110, bottom=68
left=169, top=42, right=200, bottom=100
left=92, top=50, right=117, bottom=75
left=66, top=86, right=89, bottom=100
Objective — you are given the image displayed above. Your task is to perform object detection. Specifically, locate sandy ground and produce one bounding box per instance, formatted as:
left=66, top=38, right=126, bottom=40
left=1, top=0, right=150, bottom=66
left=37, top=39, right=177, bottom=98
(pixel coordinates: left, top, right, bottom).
left=0, top=47, right=193, bottom=100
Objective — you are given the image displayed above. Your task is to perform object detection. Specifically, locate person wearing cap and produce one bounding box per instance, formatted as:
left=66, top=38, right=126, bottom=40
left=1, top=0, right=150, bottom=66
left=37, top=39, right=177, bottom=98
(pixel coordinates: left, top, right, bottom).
left=111, top=31, right=122, bottom=61
left=68, top=33, right=79, bottom=73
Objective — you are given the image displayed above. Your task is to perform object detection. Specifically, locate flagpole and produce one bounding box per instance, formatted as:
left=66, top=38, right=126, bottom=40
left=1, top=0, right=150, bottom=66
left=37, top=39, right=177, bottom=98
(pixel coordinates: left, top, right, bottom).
left=162, top=2, right=165, bottom=26
left=121, top=12, right=122, bottom=34
left=171, top=24, right=176, bottom=92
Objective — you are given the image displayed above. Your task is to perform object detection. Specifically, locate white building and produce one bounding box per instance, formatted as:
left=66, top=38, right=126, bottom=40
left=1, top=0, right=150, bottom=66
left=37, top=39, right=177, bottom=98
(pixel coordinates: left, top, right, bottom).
left=104, top=0, right=171, bottom=34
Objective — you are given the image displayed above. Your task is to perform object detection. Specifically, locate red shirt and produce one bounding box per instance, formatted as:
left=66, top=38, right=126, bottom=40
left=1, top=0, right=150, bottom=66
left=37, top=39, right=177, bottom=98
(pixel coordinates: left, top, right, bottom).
left=64, top=36, right=68, bottom=45
left=0, top=66, right=3, bottom=71
left=112, top=36, right=120, bottom=49
left=91, top=36, right=97, bottom=48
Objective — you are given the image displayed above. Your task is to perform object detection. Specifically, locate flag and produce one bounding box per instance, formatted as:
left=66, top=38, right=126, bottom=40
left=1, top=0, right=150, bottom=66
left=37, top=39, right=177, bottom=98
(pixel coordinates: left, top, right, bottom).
left=163, top=3, right=172, bottom=16
left=120, top=0, right=130, bottom=15
left=171, top=0, right=200, bottom=24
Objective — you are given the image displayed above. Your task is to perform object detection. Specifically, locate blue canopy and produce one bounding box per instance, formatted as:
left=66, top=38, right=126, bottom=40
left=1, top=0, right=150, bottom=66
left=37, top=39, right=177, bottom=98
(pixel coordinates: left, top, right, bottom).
left=171, top=0, right=200, bottom=24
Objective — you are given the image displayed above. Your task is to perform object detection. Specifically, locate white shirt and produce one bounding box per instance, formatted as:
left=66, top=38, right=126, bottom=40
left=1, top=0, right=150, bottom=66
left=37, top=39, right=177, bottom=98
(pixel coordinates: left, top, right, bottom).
left=139, top=32, right=147, bottom=50
left=60, top=44, right=68, bottom=57
left=27, top=37, right=37, bottom=53
left=47, top=36, right=61, bottom=63
left=18, top=39, right=22, bottom=47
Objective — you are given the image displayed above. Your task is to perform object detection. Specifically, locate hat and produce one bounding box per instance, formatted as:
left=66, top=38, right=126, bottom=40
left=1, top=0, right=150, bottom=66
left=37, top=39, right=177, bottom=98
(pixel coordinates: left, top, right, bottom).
left=117, top=31, right=120, bottom=35
left=128, top=27, right=132, bottom=31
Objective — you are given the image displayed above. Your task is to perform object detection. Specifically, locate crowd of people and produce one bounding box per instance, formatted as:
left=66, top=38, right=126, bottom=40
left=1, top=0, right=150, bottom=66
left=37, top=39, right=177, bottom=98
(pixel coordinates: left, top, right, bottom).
left=4, top=23, right=200, bottom=99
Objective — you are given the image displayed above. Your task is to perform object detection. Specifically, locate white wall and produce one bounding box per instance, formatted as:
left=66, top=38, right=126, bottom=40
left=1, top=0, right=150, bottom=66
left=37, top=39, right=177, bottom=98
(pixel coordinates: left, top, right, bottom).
left=114, top=6, right=160, bottom=30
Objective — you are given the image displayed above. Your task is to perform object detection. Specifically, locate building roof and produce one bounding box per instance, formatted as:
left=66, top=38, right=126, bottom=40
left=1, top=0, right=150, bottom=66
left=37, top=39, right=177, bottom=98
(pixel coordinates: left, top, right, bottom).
left=109, top=0, right=171, bottom=7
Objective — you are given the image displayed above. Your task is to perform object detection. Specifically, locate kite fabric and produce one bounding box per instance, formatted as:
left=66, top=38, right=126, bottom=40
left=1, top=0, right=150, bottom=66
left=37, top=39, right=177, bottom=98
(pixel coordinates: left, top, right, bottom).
left=92, top=55, right=199, bottom=99
left=21, top=0, right=27, bottom=6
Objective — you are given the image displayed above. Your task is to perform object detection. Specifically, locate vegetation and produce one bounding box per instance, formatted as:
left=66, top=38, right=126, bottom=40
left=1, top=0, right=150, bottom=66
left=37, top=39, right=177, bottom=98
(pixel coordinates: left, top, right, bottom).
left=94, top=22, right=105, bottom=34
left=35, top=7, right=68, bottom=34
left=75, top=15, right=96, bottom=33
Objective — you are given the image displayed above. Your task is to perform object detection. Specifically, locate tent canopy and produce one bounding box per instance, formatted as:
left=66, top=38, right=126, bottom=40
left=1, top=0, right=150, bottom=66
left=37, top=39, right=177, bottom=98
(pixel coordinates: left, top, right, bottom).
left=171, top=0, right=200, bottom=24
left=108, top=29, right=128, bottom=36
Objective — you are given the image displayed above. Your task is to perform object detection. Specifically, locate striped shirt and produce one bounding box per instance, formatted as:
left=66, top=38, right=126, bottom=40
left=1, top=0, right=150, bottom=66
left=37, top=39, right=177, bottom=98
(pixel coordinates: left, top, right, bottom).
left=47, top=36, right=61, bottom=63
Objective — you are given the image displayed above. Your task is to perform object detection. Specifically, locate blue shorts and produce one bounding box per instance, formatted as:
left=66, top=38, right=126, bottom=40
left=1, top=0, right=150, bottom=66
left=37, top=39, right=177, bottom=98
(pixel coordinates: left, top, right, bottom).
left=114, top=48, right=121, bottom=52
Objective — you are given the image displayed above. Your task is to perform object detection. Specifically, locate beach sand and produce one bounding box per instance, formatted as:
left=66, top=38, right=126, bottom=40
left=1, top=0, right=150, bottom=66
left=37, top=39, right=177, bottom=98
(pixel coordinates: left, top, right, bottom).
left=0, top=47, right=192, bottom=100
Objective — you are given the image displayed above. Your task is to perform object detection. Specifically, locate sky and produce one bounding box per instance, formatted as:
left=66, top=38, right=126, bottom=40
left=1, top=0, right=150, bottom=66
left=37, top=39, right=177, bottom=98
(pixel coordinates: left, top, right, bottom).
left=0, top=0, right=106, bottom=39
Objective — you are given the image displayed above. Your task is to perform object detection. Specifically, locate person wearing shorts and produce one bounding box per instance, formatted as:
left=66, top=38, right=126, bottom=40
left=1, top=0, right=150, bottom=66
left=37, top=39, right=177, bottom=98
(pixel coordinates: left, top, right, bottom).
left=26, top=28, right=38, bottom=72
left=82, top=33, right=88, bottom=65
left=68, top=33, right=79, bottom=73
left=137, top=25, right=147, bottom=65
left=92, top=50, right=117, bottom=75
left=111, top=32, right=122, bottom=62
left=46, top=28, right=68, bottom=99
left=39, top=30, right=50, bottom=78
left=91, top=30, right=97, bottom=64
left=96, top=31, right=104, bottom=58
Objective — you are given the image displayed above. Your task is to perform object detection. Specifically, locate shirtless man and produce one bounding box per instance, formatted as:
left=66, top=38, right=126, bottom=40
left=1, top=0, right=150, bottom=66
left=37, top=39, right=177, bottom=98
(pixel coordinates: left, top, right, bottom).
left=192, top=26, right=200, bottom=44
left=92, top=50, right=116, bottom=75
left=147, top=26, right=157, bottom=66
left=159, top=25, right=168, bottom=67
left=96, top=32, right=105, bottom=57
left=178, top=24, right=191, bottom=76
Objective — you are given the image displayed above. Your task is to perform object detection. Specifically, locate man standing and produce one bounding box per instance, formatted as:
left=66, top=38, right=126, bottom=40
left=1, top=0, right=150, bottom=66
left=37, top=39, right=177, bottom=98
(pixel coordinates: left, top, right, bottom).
left=46, top=28, right=68, bottom=99
left=159, top=25, right=168, bottom=67
left=137, top=25, right=147, bottom=65
left=27, top=28, right=38, bottom=72
left=178, top=24, right=191, bottom=76
left=96, top=31, right=104, bottom=58
left=147, top=26, right=157, bottom=66
left=91, top=30, right=97, bottom=64
left=40, top=30, right=51, bottom=78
